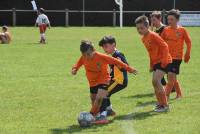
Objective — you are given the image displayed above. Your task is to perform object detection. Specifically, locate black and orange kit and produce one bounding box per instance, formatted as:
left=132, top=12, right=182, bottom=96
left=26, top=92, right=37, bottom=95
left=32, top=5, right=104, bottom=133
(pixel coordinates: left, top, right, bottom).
left=90, top=50, right=128, bottom=95
left=107, top=50, right=128, bottom=97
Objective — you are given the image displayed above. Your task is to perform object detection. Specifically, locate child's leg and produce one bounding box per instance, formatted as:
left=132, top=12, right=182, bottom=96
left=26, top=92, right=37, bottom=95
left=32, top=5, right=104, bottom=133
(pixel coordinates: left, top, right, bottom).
left=39, top=25, right=46, bottom=43
left=165, top=72, right=176, bottom=98
left=90, top=87, right=108, bottom=116
left=90, top=93, right=96, bottom=106
left=174, top=80, right=183, bottom=98
left=152, top=70, right=168, bottom=107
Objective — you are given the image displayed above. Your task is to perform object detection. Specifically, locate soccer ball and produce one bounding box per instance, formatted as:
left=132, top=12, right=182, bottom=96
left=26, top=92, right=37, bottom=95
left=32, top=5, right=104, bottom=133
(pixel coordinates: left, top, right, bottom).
left=78, top=112, right=94, bottom=127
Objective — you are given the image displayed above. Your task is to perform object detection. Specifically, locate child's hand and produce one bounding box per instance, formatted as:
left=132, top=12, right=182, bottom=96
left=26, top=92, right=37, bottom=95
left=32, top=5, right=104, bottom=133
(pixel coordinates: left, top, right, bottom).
left=129, top=67, right=138, bottom=75
left=71, top=68, right=77, bottom=75
left=132, top=69, right=138, bottom=75
left=184, top=53, right=190, bottom=63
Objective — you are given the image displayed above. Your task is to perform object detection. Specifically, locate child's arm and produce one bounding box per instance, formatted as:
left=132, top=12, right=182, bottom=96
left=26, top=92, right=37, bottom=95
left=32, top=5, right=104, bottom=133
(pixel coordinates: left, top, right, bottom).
left=154, top=34, right=170, bottom=68
left=46, top=16, right=51, bottom=29
left=101, top=53, right=137, bottom=74
left=183, top=29, right=192, bottom=63
left=72, top=56, right=84, bottom=75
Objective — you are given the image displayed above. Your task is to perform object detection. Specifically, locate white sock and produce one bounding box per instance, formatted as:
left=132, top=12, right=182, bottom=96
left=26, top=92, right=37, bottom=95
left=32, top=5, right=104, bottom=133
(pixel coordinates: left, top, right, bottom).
left=101, top=111, right=107, bottom=117
left=106, top=105, right=112, bottom=110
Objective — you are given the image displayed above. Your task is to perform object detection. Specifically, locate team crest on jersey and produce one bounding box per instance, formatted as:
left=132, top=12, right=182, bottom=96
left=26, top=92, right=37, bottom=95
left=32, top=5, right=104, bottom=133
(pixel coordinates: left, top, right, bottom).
left=176, top=31, right=181, bottom=38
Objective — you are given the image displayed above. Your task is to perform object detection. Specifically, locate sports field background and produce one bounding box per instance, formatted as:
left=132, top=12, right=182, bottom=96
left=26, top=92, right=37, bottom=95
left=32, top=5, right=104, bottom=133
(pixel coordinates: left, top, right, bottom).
left=0, top=27, right=199, bottom=134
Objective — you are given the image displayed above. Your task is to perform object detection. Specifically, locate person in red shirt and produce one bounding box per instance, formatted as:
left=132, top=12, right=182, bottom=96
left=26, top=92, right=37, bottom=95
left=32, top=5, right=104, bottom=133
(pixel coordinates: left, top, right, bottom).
left=135, top=15, right=172, bottom=112
left=161, top=9, right=192, bottom=99
left=72, top=40, right=137, bottom=124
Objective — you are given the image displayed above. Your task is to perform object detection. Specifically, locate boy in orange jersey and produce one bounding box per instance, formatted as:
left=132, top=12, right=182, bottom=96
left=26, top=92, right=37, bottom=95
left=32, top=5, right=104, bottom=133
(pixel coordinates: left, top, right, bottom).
left=161, top=9, right=192, bottom=99
left=150, top=11, right=177, bottom=93
left=135, top=15, right=172, bottom=112
left=72, top=40, right=137, bottom=124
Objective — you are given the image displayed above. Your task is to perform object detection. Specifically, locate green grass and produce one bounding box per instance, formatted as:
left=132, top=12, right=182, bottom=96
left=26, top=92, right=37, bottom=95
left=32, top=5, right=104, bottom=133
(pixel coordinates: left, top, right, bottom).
left=0, top=27, right=200, bottom=134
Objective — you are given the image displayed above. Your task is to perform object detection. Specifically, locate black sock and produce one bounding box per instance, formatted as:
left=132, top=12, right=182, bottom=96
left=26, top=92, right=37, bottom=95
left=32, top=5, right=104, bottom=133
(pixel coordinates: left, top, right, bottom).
left=100, top=98, right=108, bottom=113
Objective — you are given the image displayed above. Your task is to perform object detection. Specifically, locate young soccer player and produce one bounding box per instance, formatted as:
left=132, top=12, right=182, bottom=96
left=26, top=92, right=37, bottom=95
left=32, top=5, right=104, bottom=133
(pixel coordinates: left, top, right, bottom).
left=0, top=26, right=11, bottom=44
left=135, top=15, right=172, bottom=112
left=150, top=11, right=177, bottom=93
left=150, top=11, right=167, bottom=87
left=161, top=9, right=192, bottom=99
left=72, top=40, right=137, bottom=124
left=98, top=36, right=134, bottom=117
left=35, top=8, right=50, bottom=44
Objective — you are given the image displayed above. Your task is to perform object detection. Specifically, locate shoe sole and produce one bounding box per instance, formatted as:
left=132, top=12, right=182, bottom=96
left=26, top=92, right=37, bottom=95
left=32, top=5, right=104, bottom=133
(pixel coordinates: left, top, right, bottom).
left=92, top=120, right=109, bottom=125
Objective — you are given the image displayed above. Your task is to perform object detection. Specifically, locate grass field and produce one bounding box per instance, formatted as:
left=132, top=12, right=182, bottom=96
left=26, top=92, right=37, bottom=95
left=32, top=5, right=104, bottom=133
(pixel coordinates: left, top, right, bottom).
left=0, top=27, right=200, bottom=134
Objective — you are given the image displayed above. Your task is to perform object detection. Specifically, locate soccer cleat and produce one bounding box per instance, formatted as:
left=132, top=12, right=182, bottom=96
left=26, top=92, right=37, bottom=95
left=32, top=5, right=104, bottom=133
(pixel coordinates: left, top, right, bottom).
left=93, top=115, right=109, bottom=125
left=107, top=109, right=116, bottom=117
left=154, top=105, right=169, bottom=113
left=154, top=103, right=161, bottom=110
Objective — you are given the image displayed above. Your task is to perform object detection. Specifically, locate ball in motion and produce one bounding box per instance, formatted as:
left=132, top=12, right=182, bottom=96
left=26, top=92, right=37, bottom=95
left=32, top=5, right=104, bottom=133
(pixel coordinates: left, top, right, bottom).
left=78, top=112, right=95, bottom=127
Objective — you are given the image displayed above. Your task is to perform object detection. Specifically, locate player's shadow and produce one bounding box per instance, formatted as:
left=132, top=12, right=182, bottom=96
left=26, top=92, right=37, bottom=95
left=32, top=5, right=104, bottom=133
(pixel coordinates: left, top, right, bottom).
left=50, top=120, right=114, bottom=134
left=122, top=93, right=154, bottom=99
left=136, top=100, right=157, bottom=107
left=114, top=110, right=160, bottom=121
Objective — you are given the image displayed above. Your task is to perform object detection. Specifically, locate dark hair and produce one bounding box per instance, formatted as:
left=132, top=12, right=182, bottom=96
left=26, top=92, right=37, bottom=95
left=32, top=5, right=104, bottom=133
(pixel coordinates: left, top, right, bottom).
left=2, top=25, right=8, bottom=31
left=39, top=8, right=45, bottom=14
left=99, top=36, right=116, bottom=47
left=167, top=9, right=180, bottom=20
left=135, top=15, right=149, bottom=27
left=80, top=40, right=94, bottom=53
left=151, top=11, right=162, bottom=19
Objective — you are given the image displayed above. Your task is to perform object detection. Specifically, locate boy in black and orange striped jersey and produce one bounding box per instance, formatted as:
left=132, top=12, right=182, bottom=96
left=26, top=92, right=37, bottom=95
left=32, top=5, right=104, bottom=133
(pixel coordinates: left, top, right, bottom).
left=98, top=36, right=135, bottom=117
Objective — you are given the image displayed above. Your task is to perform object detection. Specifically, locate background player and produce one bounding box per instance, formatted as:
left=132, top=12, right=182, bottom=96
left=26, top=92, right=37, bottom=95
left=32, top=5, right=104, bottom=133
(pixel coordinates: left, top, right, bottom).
left=35, top=8, right=50, bottom=44
left=150, top=11, right=176, bottom=93
left=0, top=26, right=11, bottom=44
left=135, top=16, right=172, bottom=112
left=161, top=9, right=192, bottom=99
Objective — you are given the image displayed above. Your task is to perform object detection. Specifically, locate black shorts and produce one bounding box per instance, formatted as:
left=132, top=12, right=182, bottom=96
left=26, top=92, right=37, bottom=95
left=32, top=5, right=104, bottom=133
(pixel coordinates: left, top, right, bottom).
left=89, top=81, right=127, bottom=96
left=107, top=80, right=127, bottom=97
left=90, top=84, right=108, bottom=94
left=168, top=59, right=182, bottom=74
left=153, top=63, right=171, bottom=73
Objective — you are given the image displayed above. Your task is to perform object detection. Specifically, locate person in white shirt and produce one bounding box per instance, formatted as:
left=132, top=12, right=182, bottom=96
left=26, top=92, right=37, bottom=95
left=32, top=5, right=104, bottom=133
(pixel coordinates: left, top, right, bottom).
left=0, top=26, right=11, bottom=44
left=35, top=8, right=50, bottom=44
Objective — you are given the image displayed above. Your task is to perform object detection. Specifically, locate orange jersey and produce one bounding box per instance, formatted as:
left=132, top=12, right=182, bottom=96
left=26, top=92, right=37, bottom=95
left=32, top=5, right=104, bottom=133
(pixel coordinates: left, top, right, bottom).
left=161, top=26, right=192, bottom=60
left=73, top=52, right=134, bottom=87
left=142, top=31, right=172, bottom=68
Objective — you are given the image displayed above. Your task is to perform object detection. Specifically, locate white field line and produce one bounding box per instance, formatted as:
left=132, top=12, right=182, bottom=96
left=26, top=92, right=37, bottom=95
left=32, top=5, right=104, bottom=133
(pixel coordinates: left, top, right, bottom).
left=119, top=106, right=144, bottom=134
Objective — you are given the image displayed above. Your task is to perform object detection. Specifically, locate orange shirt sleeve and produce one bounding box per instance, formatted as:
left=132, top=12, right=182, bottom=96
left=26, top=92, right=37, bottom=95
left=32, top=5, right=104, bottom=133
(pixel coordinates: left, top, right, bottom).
left=72, top=56, right=84, bottom=70
left=160, top=28, right=166, bottom=40
left=100, top=53, right=134, bottom=73
left=153, top=34, right=170, bottom=67
left=183, top=28, right=192, bottom=56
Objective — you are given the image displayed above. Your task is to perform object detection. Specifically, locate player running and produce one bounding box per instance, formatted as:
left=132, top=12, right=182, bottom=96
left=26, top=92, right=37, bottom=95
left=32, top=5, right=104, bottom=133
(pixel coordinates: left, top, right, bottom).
left=72, top=40, right=137, bottom=124
left=98, top=36, right=133, bottom=117
left=135, top=15, right=172, bottom=112
left=161, top=9, right=192, bottom=99
left=35, top=8, right=50, bottom=44
left=0, top=26, right=11, bottom=44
